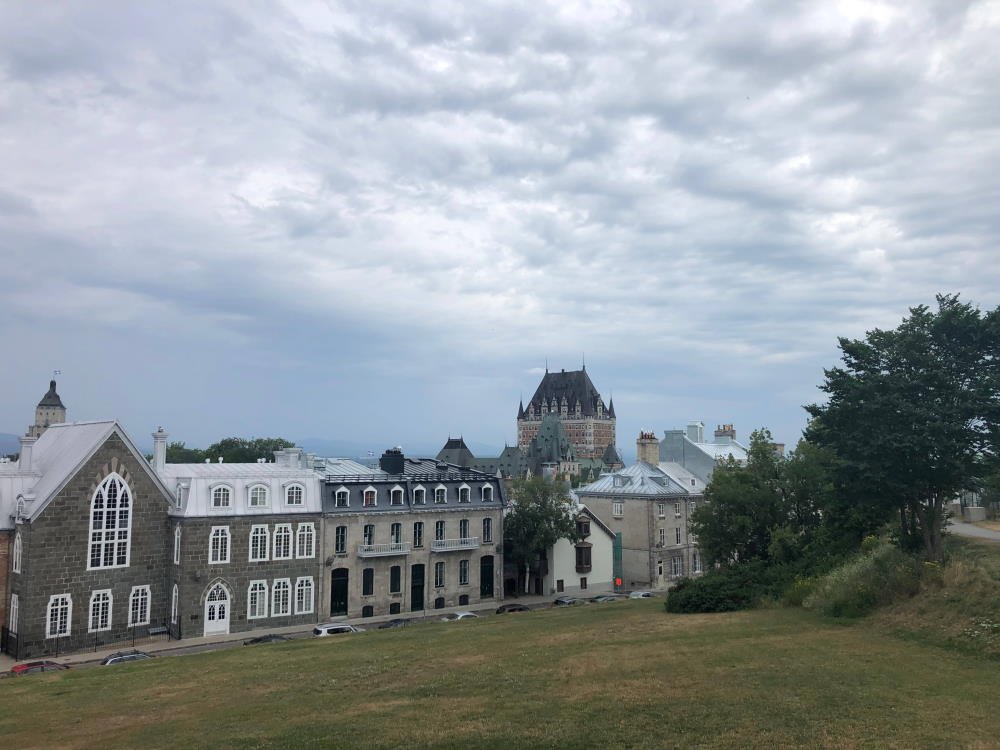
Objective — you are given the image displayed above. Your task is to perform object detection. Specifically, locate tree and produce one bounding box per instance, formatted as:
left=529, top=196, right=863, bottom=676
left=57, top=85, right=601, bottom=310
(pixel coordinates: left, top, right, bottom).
left=165, top=441, right=204, bottom=463
left=503, top=477, right=580, bottom=594
left=806, top=294, right=996, bottom=561
left=164, top=437, right=295, bottom=464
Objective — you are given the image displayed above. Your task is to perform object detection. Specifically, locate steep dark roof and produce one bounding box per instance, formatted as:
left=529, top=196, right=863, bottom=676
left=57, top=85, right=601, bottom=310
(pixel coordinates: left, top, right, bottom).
left=435, top=437, right=475, bottom=468
left=525, top=368, right=604, bottom=417
left=38, top=380, right=64, bottom=409
left=601, top=442, right=623, bottom=466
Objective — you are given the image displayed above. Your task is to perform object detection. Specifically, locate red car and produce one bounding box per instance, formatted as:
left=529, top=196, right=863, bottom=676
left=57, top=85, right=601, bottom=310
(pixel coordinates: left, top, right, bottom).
left=10, top=660, right=70, bottom=676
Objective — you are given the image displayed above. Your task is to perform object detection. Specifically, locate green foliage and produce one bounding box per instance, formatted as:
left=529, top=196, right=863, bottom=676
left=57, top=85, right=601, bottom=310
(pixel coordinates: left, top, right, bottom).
left=804, top=542, right=922, bottom=618
left=503, top=478, right=580, bottom=590
left=806, top=294, right=1000, bottom=560
left=164, top=437, right=295, bottom=464
left=665, top=562, right=793, bottom=613
left=782, top=576, right=817, bottom=607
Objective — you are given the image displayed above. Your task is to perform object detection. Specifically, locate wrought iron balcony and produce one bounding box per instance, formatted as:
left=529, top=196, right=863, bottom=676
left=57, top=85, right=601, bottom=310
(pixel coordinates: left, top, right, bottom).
left=431, top=537, right=479, bottom=551
left=357, top=542, right=411, bottom=558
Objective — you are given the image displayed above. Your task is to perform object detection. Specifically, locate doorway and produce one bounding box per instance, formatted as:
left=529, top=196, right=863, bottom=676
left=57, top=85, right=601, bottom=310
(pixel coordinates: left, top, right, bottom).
left=480, top=555, right=494, bottom=598
left=330, top=568, right=349, bottom=616
left=411, top=564, right=425, bottom=611
left=204, top=583, right=230, bottom=636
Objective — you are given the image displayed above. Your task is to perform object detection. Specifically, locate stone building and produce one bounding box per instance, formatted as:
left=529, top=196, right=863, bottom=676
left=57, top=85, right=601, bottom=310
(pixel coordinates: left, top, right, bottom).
left=27, top=379, right=67, bottom=438
left=657, top=421, right=749, bottom=485
left=320, top=449, right=505, bottom=619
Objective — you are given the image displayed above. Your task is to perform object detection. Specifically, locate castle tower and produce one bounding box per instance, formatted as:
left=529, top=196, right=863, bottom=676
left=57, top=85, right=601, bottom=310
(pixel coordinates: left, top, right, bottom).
left=28, top=379, right=66, bottom=438
left=636, top=431, right=659, bottom=466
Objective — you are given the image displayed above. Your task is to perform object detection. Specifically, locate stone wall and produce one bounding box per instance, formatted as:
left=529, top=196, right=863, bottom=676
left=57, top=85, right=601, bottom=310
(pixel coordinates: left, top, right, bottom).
left=0, top=530, right=10, bottom=628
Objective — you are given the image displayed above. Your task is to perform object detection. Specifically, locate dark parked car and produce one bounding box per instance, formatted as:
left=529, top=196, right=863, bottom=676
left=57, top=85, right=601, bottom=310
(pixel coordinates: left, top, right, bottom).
left=243, top=634, right=292, bottom=646
left=589, top=594, right=625, bottom=603
left=101, top=650, right=154, bottom=666
left=496, top=603, right=530, bottom=614
left=553, top=596, right=581, bottom=607
left=10, top=660, right=70, bottom=676
left=377, top=618, right=411, bottom=629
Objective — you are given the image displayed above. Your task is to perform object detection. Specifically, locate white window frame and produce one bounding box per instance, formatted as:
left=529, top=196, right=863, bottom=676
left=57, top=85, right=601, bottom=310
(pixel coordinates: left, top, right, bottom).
left=88, top=472, right=132, bottom=570
left=88, top=589, right=113, bottom=633
left=363, top=523, right=375, bottom=545
left=657, top=503, right=665, bottom=518
left=482, top=517, right=493, bottom=543
left=247, top=484, right=270, bottom=509
left=248, top=580, right=268, bottom=620
left=284, top=483, right=305, bottom=506
left=459, top=518, right=470, bottom=540
left=612, top=501, right=624, bottom=517
left=209, top=526, right=231, bottom=564
left=458, top=484, right=471, bottom=503
left=390, top=485, right=404, bottom=506
left=296, top=523, right=316, bottom=559
left=12, top=531, right=22, bottom=573
left=434, top=485, right=447, bottom=504
left=171, top=584, right=178, bottom=625
left=335, top=486, right=350, bottom=507
left=435, top=520, right=446, bottom=541
left=46, top=594, right=72, bottom=638
left=273, top=524, right=292, bottom=560
left=272, top=578, right=291, bottom=617
left=674, top=502, right=681, bottom=518
left=128, top=585, right=151, bottom=627
left=481, top=484, right=494, bottom=502
left=676, top=527, right=683, bottom=544
left=390, top=522, right=402, bottom=544
left=413, top=522, right=424, bottom=548
left=459, top=559, right=469, bottom=586
left=658, top=528, right=666, bottom=546
left=334, top=525, right=347, bottom=554
left=9, top=593, right=19, bottom=634
left=363, top=486, right=378, bottom=507
left=434, top=561, right=445, bottom=588
left=173, top=526, right=182, bottom=565
left=295, top=577, right=314, bottom=615
left=210, top=483, right=233, bottom=510
left=249, top=524, right=270, bottom=562
left=413, top=485, right=426, bottom=505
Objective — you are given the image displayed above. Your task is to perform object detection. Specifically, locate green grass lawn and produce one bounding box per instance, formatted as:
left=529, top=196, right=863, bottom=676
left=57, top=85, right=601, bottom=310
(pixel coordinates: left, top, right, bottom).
left=2, top=602, right=998, bottom=749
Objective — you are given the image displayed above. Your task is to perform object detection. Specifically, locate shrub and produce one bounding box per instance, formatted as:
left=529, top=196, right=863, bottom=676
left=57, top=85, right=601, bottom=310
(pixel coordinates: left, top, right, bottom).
left=782, top=576, right=817, bottom=607
left=804, top=542, right=921, bottom=618
left=665, top=562, right=794, bottom=613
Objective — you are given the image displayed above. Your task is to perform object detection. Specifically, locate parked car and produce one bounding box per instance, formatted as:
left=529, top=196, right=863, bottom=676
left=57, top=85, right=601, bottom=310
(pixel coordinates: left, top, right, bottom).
left=496, top=603, right=530, bottom=614
left=313, top=623, right=365, bottom=637
left=101, top=650, right=154, bottom=666
left=10, top=660, right=70, bottom=676
left=377, top=618, right=411, bottom=630
left=629, top=591, right=654, bottom=599
left=243, top=634, right=292, bottom=646
left=590, top=594, right=624, bottom=603
left=441, top=611, right=479, bottom=622
left=553, top=596, right=581, bottom=607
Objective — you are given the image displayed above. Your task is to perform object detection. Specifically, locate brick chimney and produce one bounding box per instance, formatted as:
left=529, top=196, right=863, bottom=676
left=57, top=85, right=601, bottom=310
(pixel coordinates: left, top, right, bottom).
left=714, top=423, right=736, bottom=441
left=636, top=431, right=659, bottom=466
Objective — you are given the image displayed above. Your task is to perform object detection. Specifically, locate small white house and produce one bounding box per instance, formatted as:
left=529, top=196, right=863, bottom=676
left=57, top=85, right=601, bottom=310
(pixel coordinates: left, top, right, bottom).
left=544, top=501, right=616, bottom=596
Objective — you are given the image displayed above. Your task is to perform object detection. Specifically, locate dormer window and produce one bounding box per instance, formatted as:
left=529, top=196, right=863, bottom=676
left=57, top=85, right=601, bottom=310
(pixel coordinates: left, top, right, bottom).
left=390, top=486, right=404, bottom=506
left=285, top=484, right=304, bottom=506
left=413, top=486, right=426, bottom=505
left=363, top=487, right=377, bottom=507
left=481, top=485, right=494, bottom=502
left=248, top=485, right=269, bottom=508
left=434, top=486, right=447, bottom=504
left=211, top=486, right=232, bottom=509
left=335, top=487, right=349, bottom=508
left=458, top=484, right=471, bottom=503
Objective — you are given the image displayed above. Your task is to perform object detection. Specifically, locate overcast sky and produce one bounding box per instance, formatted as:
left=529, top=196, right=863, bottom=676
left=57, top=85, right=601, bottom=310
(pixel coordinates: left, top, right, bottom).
left=2, top=1, right=999, bottom=457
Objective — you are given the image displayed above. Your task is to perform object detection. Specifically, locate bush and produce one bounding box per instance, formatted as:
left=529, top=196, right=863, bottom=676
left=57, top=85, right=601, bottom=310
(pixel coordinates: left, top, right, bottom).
left=665, top=562, right=794, bottom=613
left=782, top=576, right=817, bottom=607
left=804, top=542, right=921, bottom=618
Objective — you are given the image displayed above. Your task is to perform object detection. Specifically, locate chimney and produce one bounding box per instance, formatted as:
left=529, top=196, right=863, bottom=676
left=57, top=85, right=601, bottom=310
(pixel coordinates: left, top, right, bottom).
left=379, top=447, right=405, bottom=475
left=152, top=427, right=169, bottom=473
left=686, top=421, right=704, bottom=444
left=19, top=435, right=37, bottom=472
left=636, top=431, right=659, bottom=466
left=714, top=423, right=736, bottom=441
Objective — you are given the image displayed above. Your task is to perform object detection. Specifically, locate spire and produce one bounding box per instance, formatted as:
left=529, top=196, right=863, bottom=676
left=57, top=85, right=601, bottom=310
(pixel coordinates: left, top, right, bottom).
left=607, top=397, right=616, bottom=418
left=517, top=400, right=525, bottom=419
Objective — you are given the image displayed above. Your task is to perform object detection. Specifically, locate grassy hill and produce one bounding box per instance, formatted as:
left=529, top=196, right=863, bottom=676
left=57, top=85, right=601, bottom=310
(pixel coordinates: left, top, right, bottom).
left=2, top=600, right=999, bottom=749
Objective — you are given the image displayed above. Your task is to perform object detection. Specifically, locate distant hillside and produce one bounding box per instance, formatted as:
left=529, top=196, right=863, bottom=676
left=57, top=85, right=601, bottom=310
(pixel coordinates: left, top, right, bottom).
left=0, top=432, right=21, bottom=458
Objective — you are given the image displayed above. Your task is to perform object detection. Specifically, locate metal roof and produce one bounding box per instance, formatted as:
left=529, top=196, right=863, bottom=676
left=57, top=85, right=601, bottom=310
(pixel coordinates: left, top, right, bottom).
left=576, top=461, right=690, bottom=497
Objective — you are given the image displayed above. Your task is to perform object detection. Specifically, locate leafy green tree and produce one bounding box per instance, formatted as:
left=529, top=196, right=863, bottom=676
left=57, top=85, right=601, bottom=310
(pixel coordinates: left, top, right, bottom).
left=165, top=441, right=204, bottom=463
left=202, top=437, right=295, bottom=463
left=806, top=294, right=996, bottom=561
left=503, top=477, right=580, bottom=594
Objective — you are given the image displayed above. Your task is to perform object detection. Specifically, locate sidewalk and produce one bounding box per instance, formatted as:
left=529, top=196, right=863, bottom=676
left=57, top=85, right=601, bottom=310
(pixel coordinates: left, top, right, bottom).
left=1, top=589, right=597, bottom=672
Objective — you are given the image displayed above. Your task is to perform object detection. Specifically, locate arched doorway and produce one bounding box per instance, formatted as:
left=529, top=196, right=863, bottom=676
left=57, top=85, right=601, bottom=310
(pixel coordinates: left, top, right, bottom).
left=330, top=568, right=349, bottom=616
left=204, top=582, right=231, bottom=636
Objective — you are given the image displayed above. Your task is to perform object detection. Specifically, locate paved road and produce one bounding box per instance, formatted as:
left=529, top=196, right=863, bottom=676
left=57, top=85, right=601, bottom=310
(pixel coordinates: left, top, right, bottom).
left=947, top=519, right=1000, bottom=542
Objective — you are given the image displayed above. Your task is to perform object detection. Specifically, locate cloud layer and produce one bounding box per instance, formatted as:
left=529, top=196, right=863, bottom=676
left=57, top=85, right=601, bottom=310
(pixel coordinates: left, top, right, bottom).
left=2, top=1, right=998, bottom=452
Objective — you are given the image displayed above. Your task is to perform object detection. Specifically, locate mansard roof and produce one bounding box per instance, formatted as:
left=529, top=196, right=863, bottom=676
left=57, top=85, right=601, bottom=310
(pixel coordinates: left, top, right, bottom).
left=38, top=380, right=65, bottom=409
left=435, top=437, right=476, bottom=468
left=525, top=368, right=604, bottom=417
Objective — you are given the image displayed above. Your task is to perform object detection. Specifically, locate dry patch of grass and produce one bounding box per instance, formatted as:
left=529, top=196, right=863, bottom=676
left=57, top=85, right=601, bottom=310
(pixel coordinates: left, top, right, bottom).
left=974, top=519, right=1000, bottom=532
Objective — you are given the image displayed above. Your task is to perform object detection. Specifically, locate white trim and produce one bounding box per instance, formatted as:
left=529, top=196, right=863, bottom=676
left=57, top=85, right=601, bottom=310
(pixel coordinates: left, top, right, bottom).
left=284, top=483, right=305, bottom=506
left=88, top=589, right=113, bottom=633
left=128, top=585, right=151, bottom=627
left=459, top=558, right=470, bottom=586
left=334, top=486, right=350, bottom=507
left=458, top=483, right=471, bottom=503
left=390, top=521, right=402, bottom=545
left=9, top=593, right=18, bottom=634
left=294, top=577, right=314, bottom=615
left=434, top=484, right=447, bottom=504
left=209, top=483, right=234, bottom=510
left=171, top=584, right=178, bottom=625
left=413, top=485, right=426, bottom=505
left=273, top=523, right=292, bottom=560
left=334, top=524, right=348, bottom=554
left=295, top=522, right=316, bottom=559
left=481, top=484, right=494, bottom=502
left=209, top=526, right=231, bottom=564
left=87, top=472, right=132, bottom=571
left=12, top=531, right=21, bottom=573
left=390, top=485, right=405, bottom=506
left=434, top=561, right=445, bottom=588
left=482, top=517, right=493, bottom=543
left=272, top=578, right=291, bottom=616
left=249, top=524, right=270, bottom=562
left=247, top=580, right=268, bottom=620
left=247, top=483, right=270, bottom=509
left=173, top=526, right=182, bottom=565
left=46, top=593, right=72, bottom=638
left=363, top=485, right=378, bottom=507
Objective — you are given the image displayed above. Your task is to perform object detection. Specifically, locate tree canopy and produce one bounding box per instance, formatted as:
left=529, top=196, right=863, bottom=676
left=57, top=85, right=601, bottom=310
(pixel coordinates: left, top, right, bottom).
left=503, top=477, right=580, bottom=592
left=165, top=437, right=295, bottom=464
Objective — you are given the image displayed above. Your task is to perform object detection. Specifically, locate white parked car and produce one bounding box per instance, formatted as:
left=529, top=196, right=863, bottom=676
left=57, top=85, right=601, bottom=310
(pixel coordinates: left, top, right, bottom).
left=313, top=623, right=366, bottom=637
left=441, top=611, right=479, bottom=622
left=628, top=591, right=654, bottom=599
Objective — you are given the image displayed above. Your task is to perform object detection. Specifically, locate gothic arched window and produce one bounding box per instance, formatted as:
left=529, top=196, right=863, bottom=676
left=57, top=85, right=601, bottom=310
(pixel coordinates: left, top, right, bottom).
left=89, top=473, right=132, bottom=569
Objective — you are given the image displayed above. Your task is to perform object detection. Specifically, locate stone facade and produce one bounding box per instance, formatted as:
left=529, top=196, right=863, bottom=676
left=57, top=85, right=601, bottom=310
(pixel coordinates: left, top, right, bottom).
left=9, top=432, right=172, bottom=657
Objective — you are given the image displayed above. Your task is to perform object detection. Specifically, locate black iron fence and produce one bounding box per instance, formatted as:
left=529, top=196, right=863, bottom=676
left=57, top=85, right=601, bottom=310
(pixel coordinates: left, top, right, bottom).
left=1, top=622, right=177, bottom=662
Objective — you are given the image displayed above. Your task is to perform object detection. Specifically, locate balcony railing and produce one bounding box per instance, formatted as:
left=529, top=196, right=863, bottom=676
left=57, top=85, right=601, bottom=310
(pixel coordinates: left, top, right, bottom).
left=576, top=564, right=592, bottom=574
left=431, top=537, right=479, bottom=551
left=357, top=542, right=411, bottom=557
